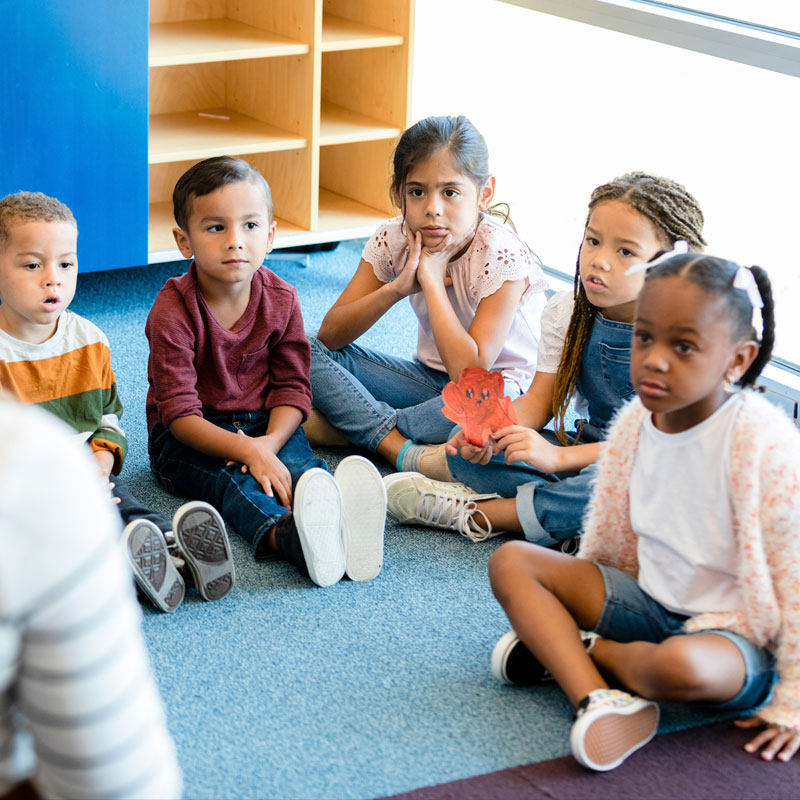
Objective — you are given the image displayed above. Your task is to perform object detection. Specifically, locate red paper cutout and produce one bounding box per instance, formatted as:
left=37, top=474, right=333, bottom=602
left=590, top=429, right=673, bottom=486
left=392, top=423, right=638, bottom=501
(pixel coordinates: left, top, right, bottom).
left=441, top=367, right=518, bottom=447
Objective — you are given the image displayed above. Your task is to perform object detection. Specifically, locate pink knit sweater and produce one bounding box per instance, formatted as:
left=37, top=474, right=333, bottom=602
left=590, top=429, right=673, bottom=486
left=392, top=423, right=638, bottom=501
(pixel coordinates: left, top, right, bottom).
left=579, top=391, right=800, bottom=728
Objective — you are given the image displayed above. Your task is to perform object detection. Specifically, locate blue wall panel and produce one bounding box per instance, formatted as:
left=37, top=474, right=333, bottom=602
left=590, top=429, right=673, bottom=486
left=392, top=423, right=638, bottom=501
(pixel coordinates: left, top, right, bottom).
left=2, top=2, right=148, bottom=272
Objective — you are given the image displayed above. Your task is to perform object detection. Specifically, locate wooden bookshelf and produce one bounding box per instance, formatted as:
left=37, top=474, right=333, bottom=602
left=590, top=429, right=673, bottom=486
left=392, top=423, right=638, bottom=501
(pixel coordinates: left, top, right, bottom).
left=148, top=0, right=414, bottom=259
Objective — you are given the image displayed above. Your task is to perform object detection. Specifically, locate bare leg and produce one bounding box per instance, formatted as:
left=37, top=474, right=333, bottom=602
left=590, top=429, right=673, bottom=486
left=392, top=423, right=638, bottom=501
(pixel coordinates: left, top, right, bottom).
left=489, top=540, right=608, bottom=705
left=475, top=498, right=524, bottom=534
left=376, top=428, right=408, bottom=465
left=592, top=634, right=747, bottom=703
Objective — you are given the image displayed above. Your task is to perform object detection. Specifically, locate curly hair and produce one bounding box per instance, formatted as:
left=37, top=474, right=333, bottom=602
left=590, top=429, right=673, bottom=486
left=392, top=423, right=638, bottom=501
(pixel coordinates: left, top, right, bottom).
left=0, top=191, right=77, bottom=249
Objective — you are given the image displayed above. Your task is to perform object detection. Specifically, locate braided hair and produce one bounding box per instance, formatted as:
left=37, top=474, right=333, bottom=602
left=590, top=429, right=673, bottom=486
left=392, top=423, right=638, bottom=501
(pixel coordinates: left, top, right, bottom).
left=551, top=172, right=707, bottom=443
left=643, top=254, right=775, bottom=387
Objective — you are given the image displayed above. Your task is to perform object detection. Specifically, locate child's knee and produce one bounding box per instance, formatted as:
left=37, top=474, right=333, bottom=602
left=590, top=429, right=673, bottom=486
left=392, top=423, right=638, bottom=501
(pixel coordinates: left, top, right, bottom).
left=489, top=540, right=540, bottom=600
left=645, top=636, right=723, bottom=699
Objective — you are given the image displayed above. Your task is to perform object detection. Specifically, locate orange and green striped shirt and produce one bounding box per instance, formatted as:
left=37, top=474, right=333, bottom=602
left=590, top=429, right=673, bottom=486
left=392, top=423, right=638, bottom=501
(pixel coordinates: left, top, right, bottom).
left=0, top=310, right=127, bottom=473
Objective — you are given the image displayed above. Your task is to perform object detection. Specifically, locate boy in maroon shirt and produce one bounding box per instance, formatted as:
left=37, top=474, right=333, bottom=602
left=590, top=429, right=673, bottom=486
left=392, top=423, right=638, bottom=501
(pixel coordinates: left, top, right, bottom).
left=146, top=156, right=386, bottom=587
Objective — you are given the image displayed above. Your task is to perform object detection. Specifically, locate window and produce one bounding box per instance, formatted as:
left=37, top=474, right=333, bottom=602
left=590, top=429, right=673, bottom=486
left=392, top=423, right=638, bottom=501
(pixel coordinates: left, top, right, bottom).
left=413, top=0, right=800, bottom=365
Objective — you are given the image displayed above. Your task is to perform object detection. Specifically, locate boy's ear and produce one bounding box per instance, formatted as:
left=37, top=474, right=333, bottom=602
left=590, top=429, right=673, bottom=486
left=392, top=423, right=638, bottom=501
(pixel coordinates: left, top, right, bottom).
left=725, top=339, right=759, bottom=384
left=172, top=227, right=194, bottom=259
left=264, top=220, right=277, bottom=255
left=479, top=175, right=496, bottom=211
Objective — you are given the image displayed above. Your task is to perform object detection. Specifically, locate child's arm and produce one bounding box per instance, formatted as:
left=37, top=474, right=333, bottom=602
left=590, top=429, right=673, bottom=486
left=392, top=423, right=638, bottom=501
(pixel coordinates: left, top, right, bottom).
left=414, top=230, right=528, bottom=382
left=492, top=425, right=602, bottom=473
left=170, top=408, right=300, bottom=507
left=317, top=257, right=420, bottom=351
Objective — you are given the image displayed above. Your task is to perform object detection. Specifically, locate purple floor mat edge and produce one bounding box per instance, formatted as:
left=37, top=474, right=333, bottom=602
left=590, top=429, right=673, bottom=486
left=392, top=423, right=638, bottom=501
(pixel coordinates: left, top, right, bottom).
left=384, top=721, right=799, bottom=800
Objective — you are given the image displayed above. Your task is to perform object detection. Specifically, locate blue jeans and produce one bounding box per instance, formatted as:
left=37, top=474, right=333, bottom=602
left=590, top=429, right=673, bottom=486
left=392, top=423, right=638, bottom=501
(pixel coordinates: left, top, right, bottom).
left=308, top=336, right=455, bottom=450
left=595, top=565, right=777, bottom=711
left=148, top=411, right=327, bottom=555
left=447, top=427, right=598, bottom=546
left=111, top=476, right=170, bottom=534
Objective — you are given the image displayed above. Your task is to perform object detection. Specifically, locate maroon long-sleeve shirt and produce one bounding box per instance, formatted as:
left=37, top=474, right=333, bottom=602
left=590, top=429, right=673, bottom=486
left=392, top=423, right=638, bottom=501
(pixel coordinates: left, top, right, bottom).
left=145, top=264, right=312, bottom=431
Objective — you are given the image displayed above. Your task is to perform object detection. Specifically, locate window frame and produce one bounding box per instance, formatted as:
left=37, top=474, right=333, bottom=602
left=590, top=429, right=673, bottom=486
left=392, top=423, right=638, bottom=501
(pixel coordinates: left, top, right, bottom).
left=500, top=0, right=800, bottom=77
left=502, top=0, right=800, bottom=380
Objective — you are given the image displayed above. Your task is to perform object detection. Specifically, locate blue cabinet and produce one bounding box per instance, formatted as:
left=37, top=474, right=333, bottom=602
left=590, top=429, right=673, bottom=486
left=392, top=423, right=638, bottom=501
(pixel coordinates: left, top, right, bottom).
left=2, top=2, right=148, bottom=272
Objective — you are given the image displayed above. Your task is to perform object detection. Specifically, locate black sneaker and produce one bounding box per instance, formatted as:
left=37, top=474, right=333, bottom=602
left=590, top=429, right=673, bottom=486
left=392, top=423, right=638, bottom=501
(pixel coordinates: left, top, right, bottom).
left=491, top=630, right=599, bottom=685
left=491, top=630, right=550, bottom=685
left=172, top=501, right=235, bottom=601
left=123, top=519, right=185, bottom=613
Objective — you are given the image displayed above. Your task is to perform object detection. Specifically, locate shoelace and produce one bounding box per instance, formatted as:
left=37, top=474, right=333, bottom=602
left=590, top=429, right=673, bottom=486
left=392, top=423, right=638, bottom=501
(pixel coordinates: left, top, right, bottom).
left=415, top=490, right=498, bottom=543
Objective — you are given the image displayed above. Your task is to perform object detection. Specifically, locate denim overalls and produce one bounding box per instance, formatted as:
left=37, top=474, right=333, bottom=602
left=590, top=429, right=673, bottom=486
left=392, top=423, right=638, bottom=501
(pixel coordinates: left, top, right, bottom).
left=448, top=313, right=634, bottom=545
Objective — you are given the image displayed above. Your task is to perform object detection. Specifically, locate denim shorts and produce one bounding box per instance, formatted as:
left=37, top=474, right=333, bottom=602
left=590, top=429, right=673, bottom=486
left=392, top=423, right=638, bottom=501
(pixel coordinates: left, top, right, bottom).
left=594, top=564, right=777, bottom=711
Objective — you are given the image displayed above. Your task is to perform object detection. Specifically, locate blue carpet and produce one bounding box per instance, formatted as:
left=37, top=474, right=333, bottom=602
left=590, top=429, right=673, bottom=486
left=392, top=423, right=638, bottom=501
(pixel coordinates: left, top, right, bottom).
left=71, top=240, right=732, bottom=800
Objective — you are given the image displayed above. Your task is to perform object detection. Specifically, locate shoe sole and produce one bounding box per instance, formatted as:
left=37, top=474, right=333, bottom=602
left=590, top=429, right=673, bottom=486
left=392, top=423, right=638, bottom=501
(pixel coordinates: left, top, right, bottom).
left=124, top=520, right=185, bottom=613
left=172, top=501, right=235, bottom=601
left=294, top=469, right=345, bottom=587
left=570, top=700, right=659, bottom=771
left=335, top=455, right=386, bottom=582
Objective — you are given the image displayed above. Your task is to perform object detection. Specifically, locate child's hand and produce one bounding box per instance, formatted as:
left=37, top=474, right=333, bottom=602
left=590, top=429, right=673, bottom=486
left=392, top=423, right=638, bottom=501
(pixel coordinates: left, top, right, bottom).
left=392, top=228, right=423, bottom=298
left=737, top=717, right=800, bottom=762
left=92, top=450, right=121, bottom=505
left=492, top=425, right=564, bottom=473
left=417, top=232, right=457, bottom=287
left=445, top=429, right=496, bottom=464
left=229, top=430, right=293, bottom=508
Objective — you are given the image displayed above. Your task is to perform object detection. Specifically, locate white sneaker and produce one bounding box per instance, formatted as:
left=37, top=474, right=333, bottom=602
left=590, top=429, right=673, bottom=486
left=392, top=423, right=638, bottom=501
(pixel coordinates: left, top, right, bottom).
left=334, top=455, right=387, bottom=582
left=293, top=468, right=346, bottom=587
left=383, top=472, right=501, bottom=543
left=570, top=688, right=659, bottom=771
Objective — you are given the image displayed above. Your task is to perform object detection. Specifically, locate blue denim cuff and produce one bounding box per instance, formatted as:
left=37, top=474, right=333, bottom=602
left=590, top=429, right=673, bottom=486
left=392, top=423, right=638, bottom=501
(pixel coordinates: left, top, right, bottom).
left=515, top=482, right=557, bottom=546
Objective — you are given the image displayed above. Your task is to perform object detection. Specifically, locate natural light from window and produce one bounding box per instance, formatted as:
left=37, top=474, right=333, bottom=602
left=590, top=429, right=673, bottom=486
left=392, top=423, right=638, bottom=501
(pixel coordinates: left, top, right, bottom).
left=413, top=0, right=799, bottom=365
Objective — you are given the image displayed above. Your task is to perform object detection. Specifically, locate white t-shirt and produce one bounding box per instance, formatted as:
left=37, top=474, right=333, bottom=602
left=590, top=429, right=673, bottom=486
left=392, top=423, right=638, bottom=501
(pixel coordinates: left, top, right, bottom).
left=362, top=214, right=548, bottom=394
left=632, top=394, right=744, bottom=616
left=535, top=290, right=590, bottom=418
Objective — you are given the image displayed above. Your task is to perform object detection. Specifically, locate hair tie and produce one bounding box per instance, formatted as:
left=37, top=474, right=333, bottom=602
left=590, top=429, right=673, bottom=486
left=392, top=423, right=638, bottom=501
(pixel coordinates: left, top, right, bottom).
left=732, top=264, right=764, bottom=310
left=733, top=264, right=764, bottom=336
left=625, top=240, right=689, bottom=275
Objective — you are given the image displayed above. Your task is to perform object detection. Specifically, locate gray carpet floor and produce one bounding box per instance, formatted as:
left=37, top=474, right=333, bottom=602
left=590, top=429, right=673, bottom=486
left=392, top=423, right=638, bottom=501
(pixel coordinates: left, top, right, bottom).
left=71, top=240, right=732, bottom=799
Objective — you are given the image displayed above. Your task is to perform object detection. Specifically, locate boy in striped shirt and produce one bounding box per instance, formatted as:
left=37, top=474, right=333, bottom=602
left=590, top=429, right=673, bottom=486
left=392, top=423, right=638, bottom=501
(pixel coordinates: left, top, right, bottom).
left=0, top=191, right=235, bottom=612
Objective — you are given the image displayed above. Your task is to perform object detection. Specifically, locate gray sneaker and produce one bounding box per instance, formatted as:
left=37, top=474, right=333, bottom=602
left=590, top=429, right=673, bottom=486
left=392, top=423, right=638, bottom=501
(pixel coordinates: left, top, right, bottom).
left=123, top=519, right=185, bottom=613
left=383, top=472, right=501, bottom=542
left=172, top=501, right=235, bottom=602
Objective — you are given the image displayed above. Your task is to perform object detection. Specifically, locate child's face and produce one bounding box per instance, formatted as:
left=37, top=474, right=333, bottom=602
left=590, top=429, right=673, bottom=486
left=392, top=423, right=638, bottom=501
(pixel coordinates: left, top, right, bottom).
left=631, top=276, right=757, bottom=432
left=173, top=179, right=276, bottom=290
left=0, top=220, right=78, bottom=343
left=579, top=200, right=666, bottom=323
left=399, top=147, right=494, bottom=256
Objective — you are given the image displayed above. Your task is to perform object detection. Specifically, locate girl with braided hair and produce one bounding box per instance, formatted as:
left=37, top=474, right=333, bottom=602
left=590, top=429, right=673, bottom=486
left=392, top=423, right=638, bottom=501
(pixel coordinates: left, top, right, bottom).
left=384, top=172, right=706, bottom=543
left=488, top=256, right=799, bottom=771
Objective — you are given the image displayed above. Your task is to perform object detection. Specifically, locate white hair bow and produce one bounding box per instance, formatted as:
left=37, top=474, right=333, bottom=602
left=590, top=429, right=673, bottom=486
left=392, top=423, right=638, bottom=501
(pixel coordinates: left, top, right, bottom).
left=732, top=264, right=764, bottom=310
left=625, top=240, right=689, bottom=275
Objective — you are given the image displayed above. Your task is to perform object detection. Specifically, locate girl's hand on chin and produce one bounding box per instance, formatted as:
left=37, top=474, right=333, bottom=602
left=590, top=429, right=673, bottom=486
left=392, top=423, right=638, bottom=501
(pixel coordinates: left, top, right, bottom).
left=737, top=717, right=800, bottom=762
left=418, top=232, right=456, bottom=286
left=404, top=226, right=454, bottom=287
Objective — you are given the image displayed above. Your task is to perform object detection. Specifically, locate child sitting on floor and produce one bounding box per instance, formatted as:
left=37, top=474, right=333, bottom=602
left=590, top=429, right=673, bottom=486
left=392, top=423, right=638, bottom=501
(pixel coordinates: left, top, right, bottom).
left=384, top=172, right=705, bottom=543
left=0, top=191, right=233, bottom=613
left=304, top=115, right=548, bottom=479
left=146, top=156, right=386, bottom=587
left=488, top=254, right=800, bottom=770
